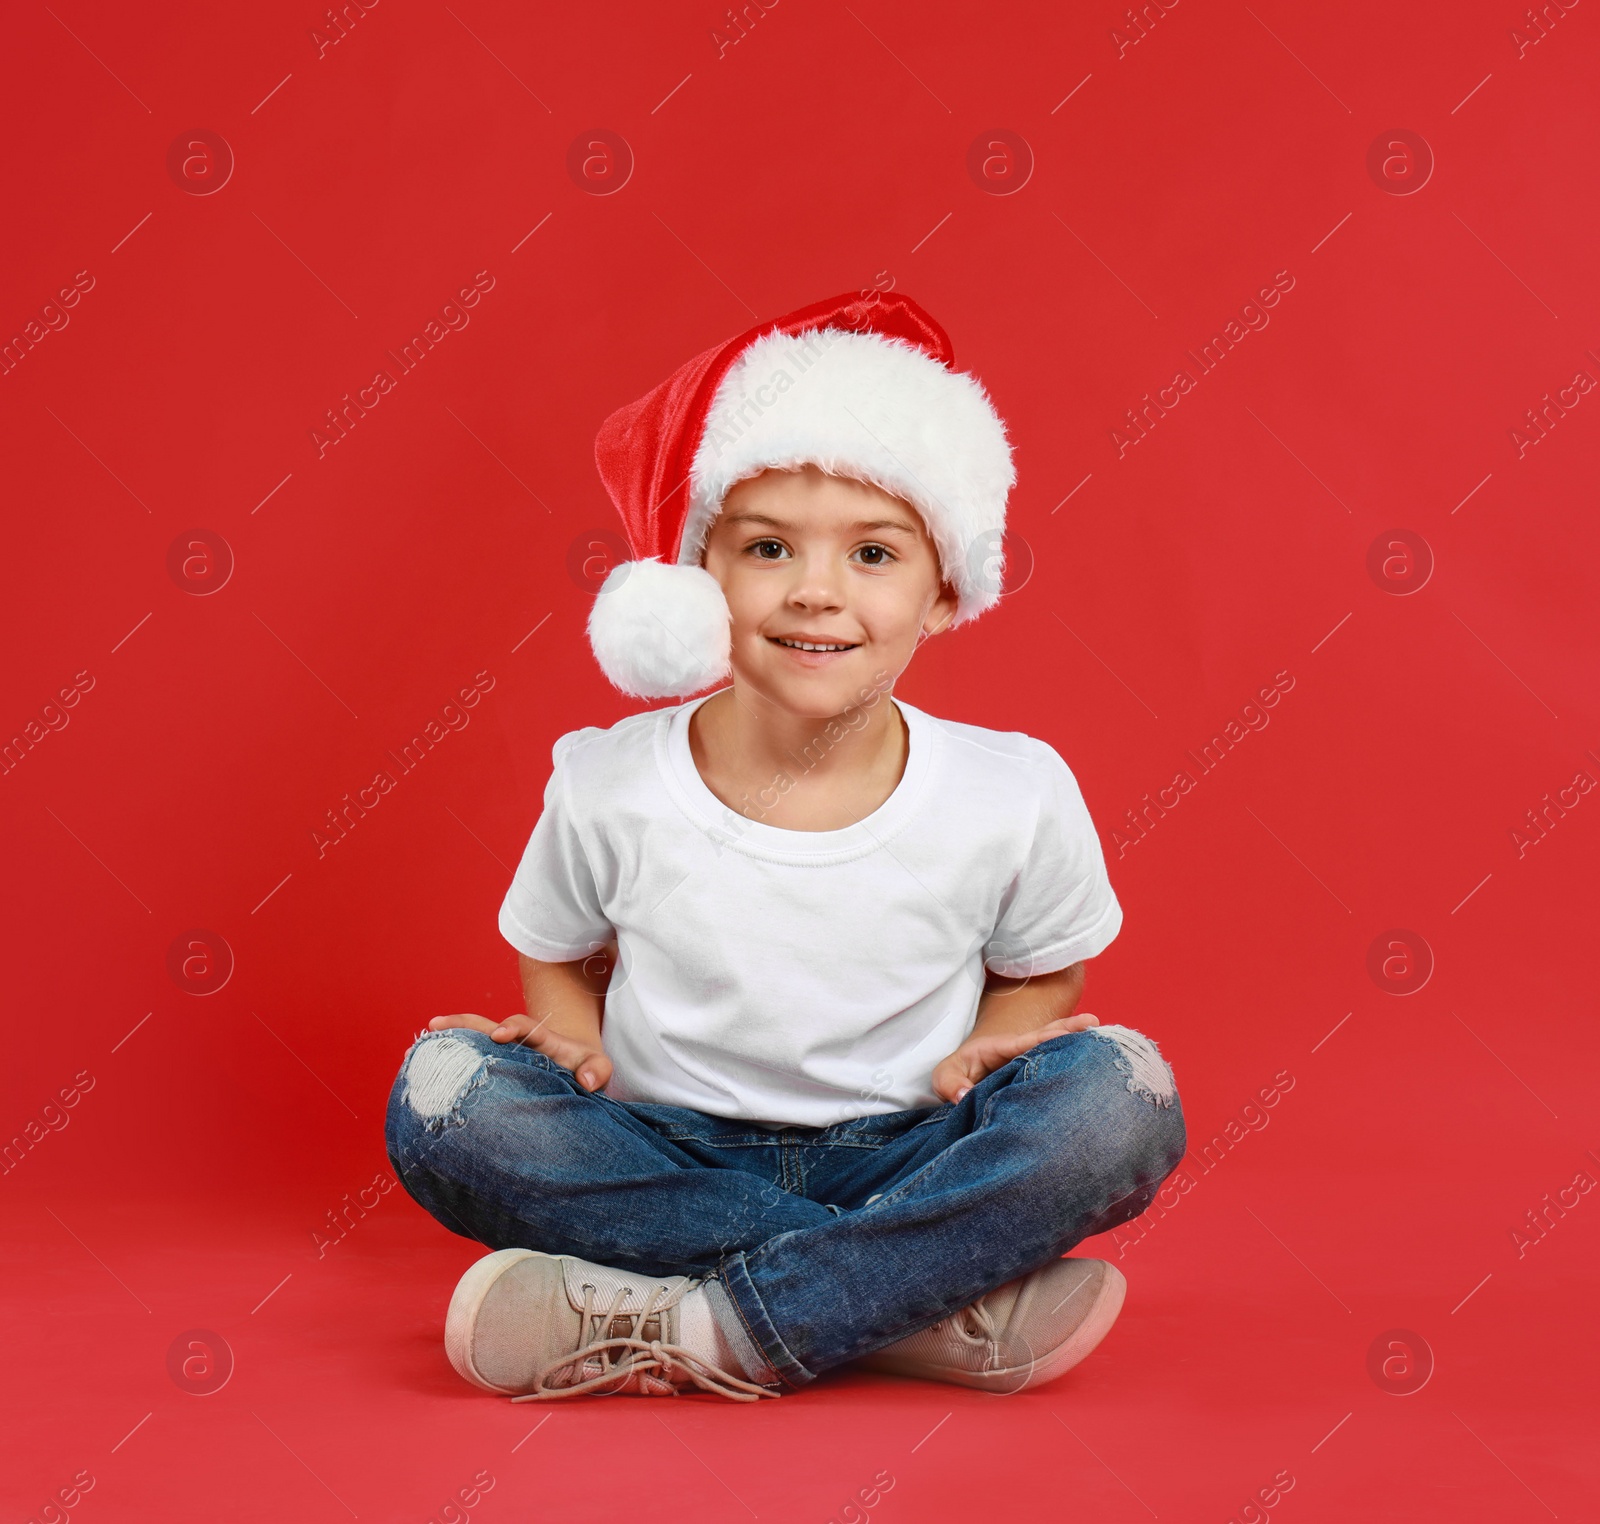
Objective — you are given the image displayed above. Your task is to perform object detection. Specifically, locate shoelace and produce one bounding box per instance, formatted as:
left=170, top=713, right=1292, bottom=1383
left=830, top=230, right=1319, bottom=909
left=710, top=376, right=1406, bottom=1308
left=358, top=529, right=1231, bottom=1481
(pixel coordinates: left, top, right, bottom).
left=951, top=1295, right=1004, bottom=1371
left=511, top=1280, right=780, bottom=1403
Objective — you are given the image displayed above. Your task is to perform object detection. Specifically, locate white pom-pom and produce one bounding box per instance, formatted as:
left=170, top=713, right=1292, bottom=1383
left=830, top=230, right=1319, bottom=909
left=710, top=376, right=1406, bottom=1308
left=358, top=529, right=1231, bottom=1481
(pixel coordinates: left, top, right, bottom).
left=586, top=557, right=732, bottom=699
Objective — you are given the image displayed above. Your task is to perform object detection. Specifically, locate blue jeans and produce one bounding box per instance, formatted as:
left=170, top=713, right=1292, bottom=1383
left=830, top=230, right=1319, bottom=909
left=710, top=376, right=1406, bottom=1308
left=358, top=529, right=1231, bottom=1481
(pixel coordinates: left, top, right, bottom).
left=383, top=1023, right=1186, bottom=1391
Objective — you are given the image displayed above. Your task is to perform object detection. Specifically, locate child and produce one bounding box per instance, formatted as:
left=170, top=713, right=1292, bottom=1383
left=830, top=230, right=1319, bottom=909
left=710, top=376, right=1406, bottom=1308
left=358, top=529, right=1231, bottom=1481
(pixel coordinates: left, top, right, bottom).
left=384, top=289, right=1186, bottom=1403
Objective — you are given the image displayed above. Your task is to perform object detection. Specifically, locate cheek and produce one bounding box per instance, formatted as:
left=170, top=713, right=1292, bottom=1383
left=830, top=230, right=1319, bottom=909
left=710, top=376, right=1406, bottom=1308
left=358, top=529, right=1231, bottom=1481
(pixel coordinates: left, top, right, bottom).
left=719, top=571, right=777, bottom=629
left=714, top=571, right=788, bottom=648
left=858, top=578, right=935, bottom=642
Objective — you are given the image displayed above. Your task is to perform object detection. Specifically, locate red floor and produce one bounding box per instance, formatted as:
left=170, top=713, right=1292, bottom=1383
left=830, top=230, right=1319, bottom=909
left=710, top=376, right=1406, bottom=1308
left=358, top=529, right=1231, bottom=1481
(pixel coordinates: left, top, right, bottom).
left=6, top=0, right=1599, bottom=1516
left=6, top=1133, right=1593, bottom=1520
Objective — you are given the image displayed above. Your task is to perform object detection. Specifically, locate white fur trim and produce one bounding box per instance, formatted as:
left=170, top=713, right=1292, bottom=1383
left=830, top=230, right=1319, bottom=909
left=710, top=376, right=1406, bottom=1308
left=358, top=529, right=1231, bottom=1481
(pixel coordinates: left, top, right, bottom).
left=684, top=327, right=1016, bottom=624
left=586, top=557, right=732, bottom=699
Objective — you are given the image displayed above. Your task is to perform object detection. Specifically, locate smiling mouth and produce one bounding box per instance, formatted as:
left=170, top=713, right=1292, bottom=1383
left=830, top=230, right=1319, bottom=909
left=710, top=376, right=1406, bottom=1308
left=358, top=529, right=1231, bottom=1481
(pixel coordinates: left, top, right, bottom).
left=769, top=636, right=861, bottom=653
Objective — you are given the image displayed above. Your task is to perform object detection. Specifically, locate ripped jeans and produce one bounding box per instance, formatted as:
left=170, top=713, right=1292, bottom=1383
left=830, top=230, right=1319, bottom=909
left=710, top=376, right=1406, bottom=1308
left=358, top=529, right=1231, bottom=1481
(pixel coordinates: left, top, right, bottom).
left=383, top=1024, right=1187, bottom=1392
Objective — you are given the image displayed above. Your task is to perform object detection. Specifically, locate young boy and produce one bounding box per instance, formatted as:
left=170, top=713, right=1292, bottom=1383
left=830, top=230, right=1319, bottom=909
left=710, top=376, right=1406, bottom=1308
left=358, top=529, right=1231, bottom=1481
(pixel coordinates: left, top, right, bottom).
left=384, top=289, right=1186, bottom=1403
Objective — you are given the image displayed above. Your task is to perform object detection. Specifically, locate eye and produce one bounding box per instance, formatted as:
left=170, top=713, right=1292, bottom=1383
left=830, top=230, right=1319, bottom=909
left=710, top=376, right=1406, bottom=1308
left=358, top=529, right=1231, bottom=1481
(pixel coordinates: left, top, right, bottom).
left=747, top=538, right=789, bottom=560
left=853, top=543, right=897, bottom=566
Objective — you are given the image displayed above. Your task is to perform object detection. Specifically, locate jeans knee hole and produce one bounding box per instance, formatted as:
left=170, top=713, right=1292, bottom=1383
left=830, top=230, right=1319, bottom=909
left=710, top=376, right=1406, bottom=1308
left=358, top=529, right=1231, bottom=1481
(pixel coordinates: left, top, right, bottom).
left=1090, top=1024, right=1177, bottom=1108
left=401, top=1033, right=490, bottom=1130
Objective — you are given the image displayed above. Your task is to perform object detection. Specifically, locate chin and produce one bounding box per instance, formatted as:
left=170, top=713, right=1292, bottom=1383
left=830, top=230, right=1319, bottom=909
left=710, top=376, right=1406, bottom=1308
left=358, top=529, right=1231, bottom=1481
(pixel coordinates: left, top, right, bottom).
left=772, top=683, right=859, bottom=719
left=735, top=653, right=875, bottom=715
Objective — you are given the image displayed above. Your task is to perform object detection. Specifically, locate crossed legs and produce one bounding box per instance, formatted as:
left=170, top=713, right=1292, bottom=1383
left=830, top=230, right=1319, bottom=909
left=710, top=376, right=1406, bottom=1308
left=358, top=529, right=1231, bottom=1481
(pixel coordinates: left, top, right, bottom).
left=384, top=1023, right=1186, bottom=1389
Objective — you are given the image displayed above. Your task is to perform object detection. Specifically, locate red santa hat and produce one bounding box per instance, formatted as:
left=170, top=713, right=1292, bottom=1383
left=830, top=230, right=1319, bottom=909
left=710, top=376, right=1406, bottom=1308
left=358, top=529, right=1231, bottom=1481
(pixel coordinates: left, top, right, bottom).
left=587, top=289, right=1016, bottom=700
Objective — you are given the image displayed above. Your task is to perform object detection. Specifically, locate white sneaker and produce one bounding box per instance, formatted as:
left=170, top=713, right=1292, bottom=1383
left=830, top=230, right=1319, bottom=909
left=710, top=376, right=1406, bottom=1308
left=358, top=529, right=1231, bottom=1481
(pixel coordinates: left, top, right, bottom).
left=856, top=1258, right=1127, bottom=1392
left=444, top=1248, right=780, bottom=1402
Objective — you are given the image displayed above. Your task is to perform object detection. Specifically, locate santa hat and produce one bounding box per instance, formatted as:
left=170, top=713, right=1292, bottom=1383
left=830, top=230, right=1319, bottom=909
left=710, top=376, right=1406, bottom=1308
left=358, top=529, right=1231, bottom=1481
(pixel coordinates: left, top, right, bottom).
left=587, top=289, right=1016, bottom=700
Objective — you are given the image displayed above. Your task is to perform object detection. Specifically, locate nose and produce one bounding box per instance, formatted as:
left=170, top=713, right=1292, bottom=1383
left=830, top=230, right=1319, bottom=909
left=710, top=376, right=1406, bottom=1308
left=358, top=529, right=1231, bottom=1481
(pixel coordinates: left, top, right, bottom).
left=784, top=549, right=846, bottom=614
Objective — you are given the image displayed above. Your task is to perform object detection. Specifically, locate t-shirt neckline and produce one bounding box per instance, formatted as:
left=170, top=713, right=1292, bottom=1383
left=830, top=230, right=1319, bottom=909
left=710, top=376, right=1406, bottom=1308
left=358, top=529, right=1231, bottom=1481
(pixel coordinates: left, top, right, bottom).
left=660, top=686, right=936, bottom=863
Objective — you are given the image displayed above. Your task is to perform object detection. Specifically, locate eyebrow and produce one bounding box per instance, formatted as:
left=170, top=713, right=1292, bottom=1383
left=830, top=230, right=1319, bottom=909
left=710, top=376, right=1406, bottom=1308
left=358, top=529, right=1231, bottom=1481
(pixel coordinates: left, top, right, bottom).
left=721, top=510, right=919, bottom=537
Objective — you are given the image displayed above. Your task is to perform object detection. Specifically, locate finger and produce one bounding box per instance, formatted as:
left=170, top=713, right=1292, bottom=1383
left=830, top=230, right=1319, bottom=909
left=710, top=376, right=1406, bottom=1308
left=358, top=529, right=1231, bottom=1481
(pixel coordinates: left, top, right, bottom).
left=1038, top=1013, right=1097, bottom=1039
left=575, top=1051, right=612, bottom=1091
left=985, top=1030, right=1036, bottom=1062
left=489, top=1013, right=542, bottom=1044
left=428, top=1013, right=497, bottom=1034
left=497, top=1010, right=555, bottom=1045
left=951, top=1060, right=992, bottom=1101
left=942, top=1053, right=987, bottom=1103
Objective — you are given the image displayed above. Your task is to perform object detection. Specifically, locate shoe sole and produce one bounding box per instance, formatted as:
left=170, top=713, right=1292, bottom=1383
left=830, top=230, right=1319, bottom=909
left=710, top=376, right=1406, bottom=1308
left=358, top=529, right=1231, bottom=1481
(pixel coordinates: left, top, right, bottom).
left=869, top=1261, right=1128, bottom=1393
left=1010, top=1261, right=1127, bottom=1391
left=444, top=1246, right=541, bottom=1393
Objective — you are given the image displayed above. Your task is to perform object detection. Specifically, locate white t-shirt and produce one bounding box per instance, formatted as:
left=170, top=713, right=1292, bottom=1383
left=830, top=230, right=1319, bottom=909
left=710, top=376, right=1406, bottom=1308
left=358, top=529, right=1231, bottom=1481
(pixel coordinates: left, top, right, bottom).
left=497, top=690, right=1123, bottom=1128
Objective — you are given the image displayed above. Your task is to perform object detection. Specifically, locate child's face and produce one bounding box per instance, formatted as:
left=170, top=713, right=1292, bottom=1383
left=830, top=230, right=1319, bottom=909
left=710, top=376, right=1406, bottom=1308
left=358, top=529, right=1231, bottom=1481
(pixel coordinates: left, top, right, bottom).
left=700, top=464, right=959, bottom=716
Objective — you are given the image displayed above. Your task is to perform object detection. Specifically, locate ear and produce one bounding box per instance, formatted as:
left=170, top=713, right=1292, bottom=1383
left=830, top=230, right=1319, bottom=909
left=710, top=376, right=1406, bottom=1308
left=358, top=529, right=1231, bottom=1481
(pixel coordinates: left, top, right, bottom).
left=921, top=579, right=960, bottom=639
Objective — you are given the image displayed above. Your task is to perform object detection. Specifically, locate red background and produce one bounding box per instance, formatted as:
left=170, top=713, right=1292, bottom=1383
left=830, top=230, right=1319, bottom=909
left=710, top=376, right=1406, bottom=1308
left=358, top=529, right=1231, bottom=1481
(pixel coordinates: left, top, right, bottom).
left=3, top=0, right=1596, bottom=1519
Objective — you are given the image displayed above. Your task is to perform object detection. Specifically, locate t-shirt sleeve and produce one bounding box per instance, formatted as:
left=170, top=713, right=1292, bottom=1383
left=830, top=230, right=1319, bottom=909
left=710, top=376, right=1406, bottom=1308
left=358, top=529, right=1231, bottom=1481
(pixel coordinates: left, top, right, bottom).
left=982, top=739, right=1123, bottom=978
left=497, top=733, right=616, bottom=961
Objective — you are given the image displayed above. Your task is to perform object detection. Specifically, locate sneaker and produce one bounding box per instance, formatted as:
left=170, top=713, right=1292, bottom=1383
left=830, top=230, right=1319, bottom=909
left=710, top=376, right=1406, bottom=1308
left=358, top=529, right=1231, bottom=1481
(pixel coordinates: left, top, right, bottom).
left=856, top=1258, right=1127, bottom=1393
left=443, top=1247, right=780, bottom=1402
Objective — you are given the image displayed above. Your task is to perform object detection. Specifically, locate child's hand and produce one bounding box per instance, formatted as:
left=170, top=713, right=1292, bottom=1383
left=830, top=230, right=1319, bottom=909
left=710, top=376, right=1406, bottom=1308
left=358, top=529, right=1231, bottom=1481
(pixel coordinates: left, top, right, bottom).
left=426, top=1012, right=613, bottom=1092
left=930, top=1012, right=1100, bottom=1104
